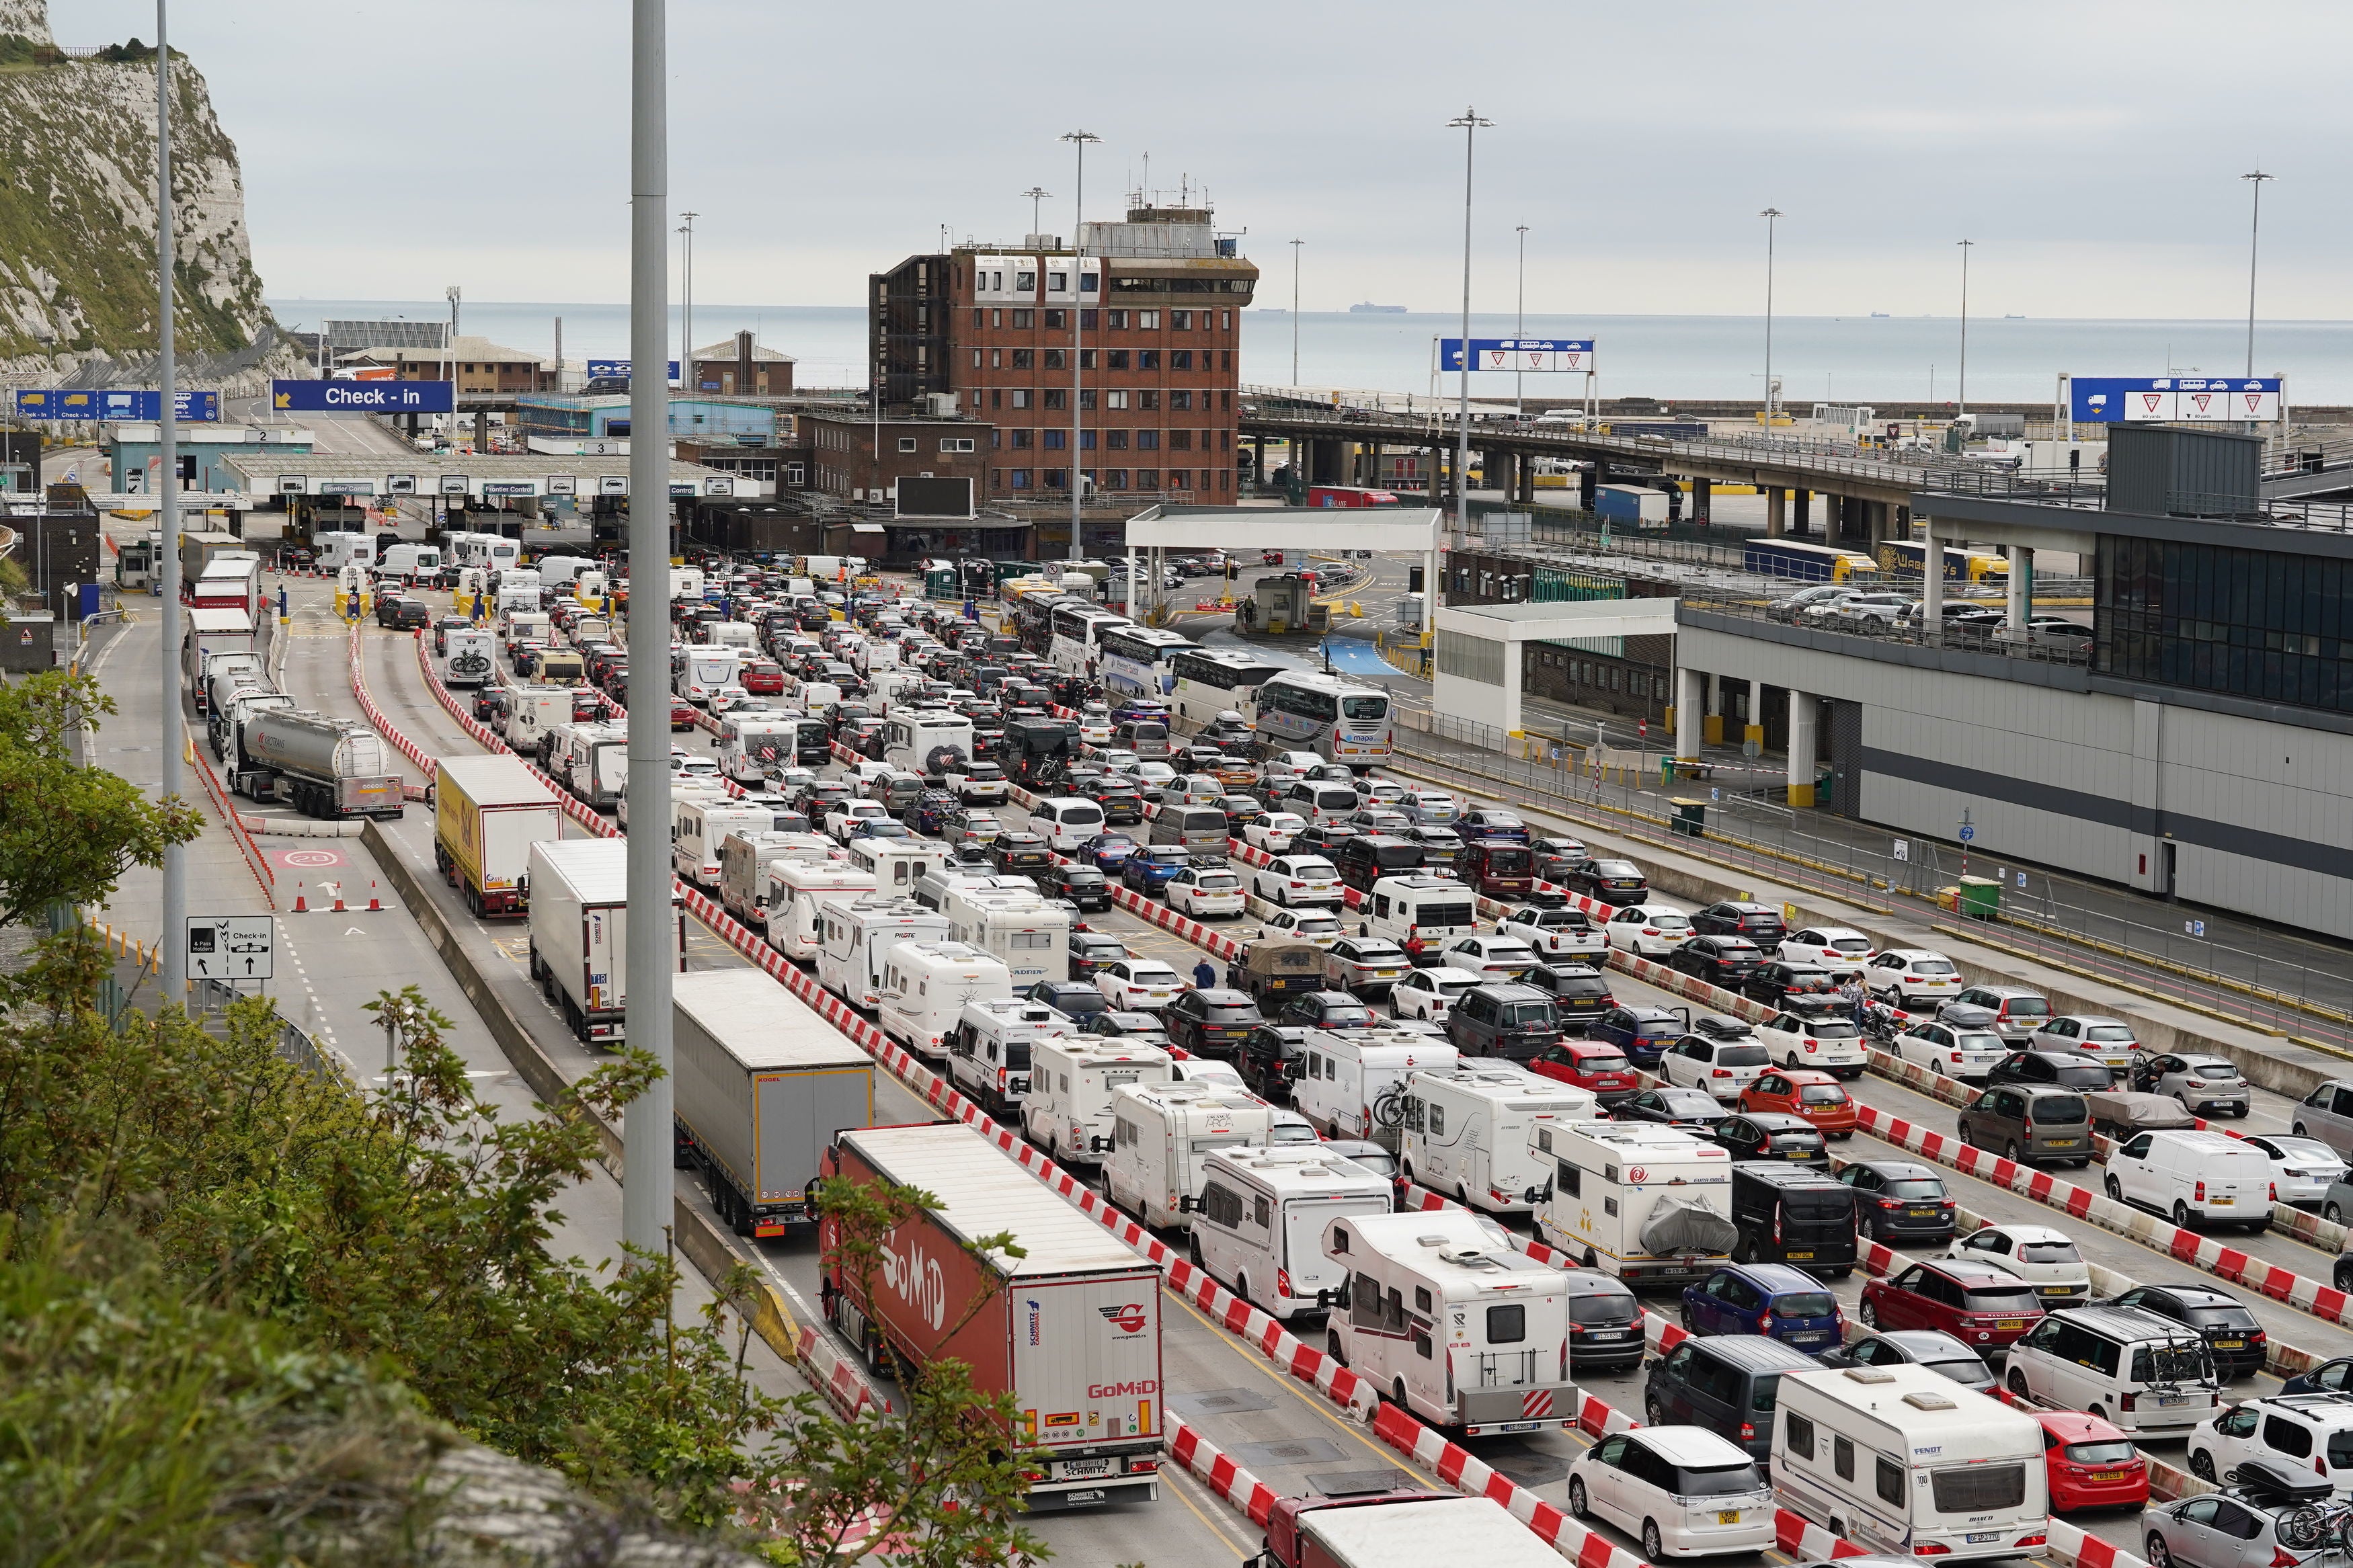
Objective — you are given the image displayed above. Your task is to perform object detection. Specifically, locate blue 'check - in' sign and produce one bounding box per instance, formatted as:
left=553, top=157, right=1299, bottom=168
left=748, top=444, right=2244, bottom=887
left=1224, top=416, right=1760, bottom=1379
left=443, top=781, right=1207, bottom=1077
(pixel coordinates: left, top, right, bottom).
left=272, top=379, right=454, bottom=413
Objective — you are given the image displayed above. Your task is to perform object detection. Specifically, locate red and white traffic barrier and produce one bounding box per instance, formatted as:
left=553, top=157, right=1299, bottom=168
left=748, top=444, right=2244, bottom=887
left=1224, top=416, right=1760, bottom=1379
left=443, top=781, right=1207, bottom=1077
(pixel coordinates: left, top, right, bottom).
left=1167, top=1416, right=1281, bottom=1528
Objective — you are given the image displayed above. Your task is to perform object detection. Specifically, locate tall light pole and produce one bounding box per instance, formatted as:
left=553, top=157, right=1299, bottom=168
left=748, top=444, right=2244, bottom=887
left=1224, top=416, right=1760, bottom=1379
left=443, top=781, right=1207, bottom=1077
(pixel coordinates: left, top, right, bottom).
left=1515, top=224, right=1529, bottom=417
left=678, top=210, right=698, bottom=388
left=2241, top=169, right=2273, bottom=378
left=1759, top=208, right=1781, bottom=425
left=1060, top=132, right=1098, bottom=561
left=1021, top=185, right=1052, bottom=236
left=1449, top=106, right=1492, bottom=533
left=623, top=0, right=674, bottom=1262
left=155, top=0, right=186, bottom=1004
left=1289, top=239, right=1304, bottom=386
left=1956, top=239, right=1974, bottom=419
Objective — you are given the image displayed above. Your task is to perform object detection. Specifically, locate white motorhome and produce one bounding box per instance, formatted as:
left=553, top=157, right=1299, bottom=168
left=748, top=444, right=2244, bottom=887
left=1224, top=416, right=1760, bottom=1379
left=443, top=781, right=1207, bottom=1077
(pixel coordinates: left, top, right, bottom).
left=877, top=940, right=1013, bottom=1061
left=948, top=997, right=1080, bottom=1110
left=842, top=835, right=949, bottom=901
left=443, top=628, right=497, bottom=689
left=1104, top=1083, right=1275, bottom=1230
left=1291, top=1029, right=1460, bottom=1144
left=1531, top=1121, right=1738, bottom=1286
left=1325, top=1207, right=1579, bottom=1438
left=674, top=646, right=740, bottom=706
left=717, top=829, right=837, bottom=927
left=763, top=862, right=877, bottom=962
left=815, top=895, right=950, bottom=1008
left=883, top=708, right=978, bottom=780
left=1363, top=875, right=1484, bottom=963
left=939, top=886, right=1070, bottom=987
left=1771, top=1366, right=2049, bottom=1563
left=671, top=800, right=768, bottom=889
left=707, top=620, right=756, bottom=651
left=670, top=566, right=706, bottom=602
left=715, top=716, right=803, bottom=785
left=1020, top=1036, right=1174, bottom=1166
left=1191, top=1146, right=1394, bottom=1320
left=316, top=532, right=376, bottom=571
left=1397, top=1065, right=1598, bottom=1214
left=502, top=686, right=573, bottom=759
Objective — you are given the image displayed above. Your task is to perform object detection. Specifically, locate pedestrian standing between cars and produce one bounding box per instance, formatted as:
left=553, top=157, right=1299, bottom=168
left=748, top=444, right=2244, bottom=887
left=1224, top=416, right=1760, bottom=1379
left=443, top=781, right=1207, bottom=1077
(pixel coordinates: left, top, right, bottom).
left=1193, top=958, right=1217, bottom=992
left=1838, top=975, right=1864, bottom=1014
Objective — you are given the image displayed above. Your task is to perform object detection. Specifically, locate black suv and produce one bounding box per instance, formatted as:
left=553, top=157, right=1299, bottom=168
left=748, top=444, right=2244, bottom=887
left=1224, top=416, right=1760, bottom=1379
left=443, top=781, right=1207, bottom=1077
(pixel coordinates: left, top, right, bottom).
left=1164, top=989, right=1264, bottom=1057
left=1690, top=901, right=1789, bottom=944
left=1668, top=934, right=1765, bottom=987
left=1236, top=1024, right=1308, bottom=1100
left=1445, top=983, right=1562, bottom=1063
left=2102, top=1282, right=2268, bottom=1379
left=1743, top=960, right=1843, bottom=1010
left=1986, top=1048, right=2112, bottom=1091
left=1040, top=861, right=1111, bottom=911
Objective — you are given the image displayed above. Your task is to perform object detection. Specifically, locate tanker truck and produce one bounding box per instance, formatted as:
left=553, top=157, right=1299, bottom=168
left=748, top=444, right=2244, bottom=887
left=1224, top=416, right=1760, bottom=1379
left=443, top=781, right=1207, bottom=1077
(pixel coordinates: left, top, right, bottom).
left=234, top=709, right=407, bottom=820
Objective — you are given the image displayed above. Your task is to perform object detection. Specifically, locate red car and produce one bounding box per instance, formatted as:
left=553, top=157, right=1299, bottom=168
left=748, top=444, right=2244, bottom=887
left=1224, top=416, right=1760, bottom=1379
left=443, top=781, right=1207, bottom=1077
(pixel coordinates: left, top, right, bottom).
left=1739, top=1069, right=1860, bottom=1139
left=1860, top=1258, right=2046, bottom=1350
left=740, top=657, right=786, bottom=695
left=1531, top=1039, right=1640, bottom=1104
left=2035, top=1411, right=2147, bottom=1512
left=669, top=696, right=694, bottom=731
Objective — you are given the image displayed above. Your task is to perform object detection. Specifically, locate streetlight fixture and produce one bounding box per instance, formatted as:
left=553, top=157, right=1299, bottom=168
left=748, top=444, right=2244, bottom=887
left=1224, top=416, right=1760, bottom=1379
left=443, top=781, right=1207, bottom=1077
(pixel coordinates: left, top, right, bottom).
left=678, top=209, right=699, bottom=388
left=1289, top=238, right=1304, bottom=386
left=1021, top=185, right=1052, bottom=236
left=1060, top=130, right=1099, bottom=562
left=155, top=0, right=186, bottom=1003
left=1448, top=106, right=1492, bottom=534
left=2241, top=169, right=2273, bottom=378
left=1515, top=224, right=1529, bottom=417
left=1956, top=239, right=1974, bottom=419
left=1759, top=208, right=1781, bottom=426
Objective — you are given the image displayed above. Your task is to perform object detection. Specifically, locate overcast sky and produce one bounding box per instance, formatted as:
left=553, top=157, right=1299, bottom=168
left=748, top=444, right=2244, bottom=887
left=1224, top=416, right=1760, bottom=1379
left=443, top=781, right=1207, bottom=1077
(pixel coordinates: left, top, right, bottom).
left=67, top=0, right=2353, bottom=319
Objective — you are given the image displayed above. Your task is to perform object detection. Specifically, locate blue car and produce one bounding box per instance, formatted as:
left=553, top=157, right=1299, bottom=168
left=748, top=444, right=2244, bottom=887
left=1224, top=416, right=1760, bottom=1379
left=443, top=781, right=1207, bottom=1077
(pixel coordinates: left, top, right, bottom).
left=1585, top=1004, right=1690, bottom=1071
left=1458, top=808, right=1530, bottom=843
left=912, top=790, right=959, bottom=835
left=1679, top=1262, right=1844, bottom=1350
left=1084, top=832, right=1141, bottom=872
left=1120, top=845, right=1190, bottom=894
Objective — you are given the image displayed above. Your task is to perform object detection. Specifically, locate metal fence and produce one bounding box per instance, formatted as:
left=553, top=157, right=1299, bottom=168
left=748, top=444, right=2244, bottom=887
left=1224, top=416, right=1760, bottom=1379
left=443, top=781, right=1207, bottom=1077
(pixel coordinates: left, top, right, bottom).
left=190, top=977, right=346, bottom=1083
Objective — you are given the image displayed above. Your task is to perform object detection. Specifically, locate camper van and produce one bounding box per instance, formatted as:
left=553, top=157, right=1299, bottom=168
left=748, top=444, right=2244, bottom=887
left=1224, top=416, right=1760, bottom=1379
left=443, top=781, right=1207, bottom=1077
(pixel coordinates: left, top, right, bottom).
left=1363, top=876, right=1484, bottom=965
left=317, top=532, right=376, bottom=572
left=842, top=835, right=948, bottom=901
left=1324, top=1207, right=1579, bottom=1437
left=1771, top=1365, right=2049, bottom=1562
left=1021, top=1036, right=1174, bottom=1166
left=877, top=940, right=1014, bottom=1062
left=883, top=708, right=978, bottom=781
left=504, top=686, right=575, bottom=761
left=949, top=997, right=1081, bottom=1109
left=815, top=895, right=950, bottom=1008
left=1104, top=1083, right=1275, bottom=1229
left=549, top=721, right=627, bottom=810
left=1397, top=1065, right=1597, bottom=1214
left=716, top=716, right=804, bottom=786
left=1190, top=1146, right=1394, bottom=1321
left=1531, top=1121, right=1737, bottom=1286
left=763, top=862, right=876, bottom=962
left=672, top=800, right=770, bottom=889
left=1291, top=1029, right=1460, bottom=1144
left=443, top=628, right=497, bottom=690
left=717, top=829, right=838, bottom=927
left=674, top=645, right=744, bottom=707
left=939, top=886, right=1071, bottom=987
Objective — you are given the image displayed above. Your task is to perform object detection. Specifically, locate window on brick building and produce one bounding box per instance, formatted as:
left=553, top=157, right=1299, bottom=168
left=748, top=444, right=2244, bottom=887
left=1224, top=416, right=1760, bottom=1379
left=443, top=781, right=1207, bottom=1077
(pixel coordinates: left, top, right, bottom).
left=1138, top=390, right=1159, bottom=410
left=1221, top=311, right=1232, bottom=329
left=990, top=349, right=1002, bottom=368
left=1010, top=389, right=1032, bottom=409
left=1168, top=430, right=1191, bottom=451
left=1139, top=310, right=1160, bottom=329
left=1171, top=350, right=1192, bottom=371
left=1170, top=390, right=1191, bottom=411
left=1220, top=429, right=1230, bottom=451
left=1011, top=469, right=1031, bottom=489
left=1107, top=309, right=1127, bottom=329
left=1106, top=390, right=1128, bottom=409
left=1045, top=308, right=1066, bottom=328
left=1137, top=430, right=1160, bottom=450
left=972, top=308, right=985, bottom=329
left=990, top=390, right=1002, bottom=409
left=1107, top=430, right=1129, bottom=450
left=1043, top=429, right=1065, bottom=450
left=1043, top=388, right=1066, bottom=410
left=1172, top=310, right=1193, bottom=329
left=991, top=308, right=1002, bottom=327
left=1137, top=468, right=1159, bottom=489
left=939, top=437, right=975, bottom=453
left=1221, top=351, right=1233, bottom=372
left=1080, top=431, right=1095, bottom=449
left=1079, top=349, right=1096, bottom=370
left=1011, top=348, right=1033, bottom=369
left=969, top=348, right=982, bottom=368
left=1044, top=348, right=1066, bottom=370
left=1015, top=271, right=1036, bottom=292
left=1138, top=350, right=1160, bottom=370
left=1105, top=469, right=1128, bottom=489
left=1169, top=470, right=1191, bottom=489
left=1045, top=468, right=1067, bottom=488
left=1106, top=349, right=1129, bottom=370
left=991, top=429, right=1001, bottom=448
left=1012, top=308, right=1033, bottom=328
left=1081, top=309, right=1097, bottom=329
left=1218, top=468, right=1228, bottom=491
left=1221, top=389, right=1232, bottom=409
left=1079, top=390, right=1096, bottom=410
left=992, top=468, right=1004, bottom=489
left=1010, top=429, right=1033, bottom=449
left=898, top=437, right=917, bottom=453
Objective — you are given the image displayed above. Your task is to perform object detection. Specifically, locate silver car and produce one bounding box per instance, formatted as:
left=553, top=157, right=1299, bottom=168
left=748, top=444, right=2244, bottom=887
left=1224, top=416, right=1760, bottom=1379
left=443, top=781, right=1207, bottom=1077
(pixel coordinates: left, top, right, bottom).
left=2030, top=1014, right=2140, bottom=1072
left=2292, top=1079, right=2353, bottom=1160
left=2131, top=1052, right=2252, bottom=1118
left=2142, top=1477, right=2332, bottom=1568
left=1398, top=788, right=1461, bottom=824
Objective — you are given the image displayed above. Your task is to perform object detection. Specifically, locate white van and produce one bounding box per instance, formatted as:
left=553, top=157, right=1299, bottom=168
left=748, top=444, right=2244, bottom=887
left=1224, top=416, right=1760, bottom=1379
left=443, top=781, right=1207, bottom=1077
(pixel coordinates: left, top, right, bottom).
left=2001, top=1305, right=2223, bottom=1438
left=1291, top=1029, right=1460, bottom=1143
left=1191, top=1146, right=1394, bottom=1320
left=763, top=864, right=877, bottom=962
left=1531, top=1121, right=1737, bottom=1286
left=1325, top=1207, right=1579, bottom=1437
left=377, top=543, right=442, bottom=582
left=1771, top=1365, right=2049, bottom=1562
left=672, top=800, right=768, bottom=889
left=1397, top=1065, right=1597, bottom=1214
left=937, top=993, right=1067, bottom=1112
left=2104, top=1129, right=2274, bottom=1233
left=1021, top=1035, right=1174, bottom=1166
left=1031, top=796, right=1108, bottom=852
left=877, top=940, right=1012, bottom=1061
left=1363, top=875, right=1484, bottom=965
left=1104, top=1083, right=1275, bottom=1229
left=815, top=895, right=950, bottom=1008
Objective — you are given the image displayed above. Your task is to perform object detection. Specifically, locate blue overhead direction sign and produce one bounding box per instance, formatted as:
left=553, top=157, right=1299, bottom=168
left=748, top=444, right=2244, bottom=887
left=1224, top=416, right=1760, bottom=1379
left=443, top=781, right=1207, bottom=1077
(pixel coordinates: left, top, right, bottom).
left=2067, top=375, right=2282, bottom=424
left=584, top=360, right=680, bottom=382
left=1440, top=337, right=1597, bottom=374
left=13, top=388, right=218, bottom=421
left=272, top=379, right=454, bottom=414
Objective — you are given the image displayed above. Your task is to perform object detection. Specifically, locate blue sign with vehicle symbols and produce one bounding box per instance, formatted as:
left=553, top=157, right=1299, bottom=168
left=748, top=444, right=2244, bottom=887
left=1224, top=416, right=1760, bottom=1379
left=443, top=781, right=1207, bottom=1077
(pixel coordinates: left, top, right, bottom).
left=1440, top=337, right=1596, bottom=374
left=14, top=388, right=218, bottom=421
left=272, top=379, right=453, bottom=413
left=584, top=360, right=680, bottom=381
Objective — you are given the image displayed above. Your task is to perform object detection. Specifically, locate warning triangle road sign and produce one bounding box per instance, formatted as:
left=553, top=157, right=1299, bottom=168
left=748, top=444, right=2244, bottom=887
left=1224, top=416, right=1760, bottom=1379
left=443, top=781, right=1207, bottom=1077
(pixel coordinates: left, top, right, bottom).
left=2189, top=393, right=2214, bottom=414
left=2141, top=393, right=2165, bottom=414
left=2245, top=393, right=2264, bottom=412
left=1486, top=350, right=1509, bottom=369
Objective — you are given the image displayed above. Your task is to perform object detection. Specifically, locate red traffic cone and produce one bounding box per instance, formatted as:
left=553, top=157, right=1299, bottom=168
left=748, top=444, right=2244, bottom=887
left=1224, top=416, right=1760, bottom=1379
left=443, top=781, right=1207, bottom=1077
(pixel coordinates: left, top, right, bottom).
left=367, top=880, right=382, bottom=911
left=330, top=883, right=347, bottom=913
left=292, top=881, right=308, bottom=913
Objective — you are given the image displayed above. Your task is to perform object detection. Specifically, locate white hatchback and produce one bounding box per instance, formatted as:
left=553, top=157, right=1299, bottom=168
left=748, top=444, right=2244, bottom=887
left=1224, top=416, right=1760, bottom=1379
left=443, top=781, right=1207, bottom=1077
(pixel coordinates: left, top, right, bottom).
left=1242, top=811, right=1307, bottom=854
left=1095, top=959, right=1187, bottom=1011
left=1391, top=966, right=1478, bottom=1021
left=1755, top=1009, right=1868, bottom=1077
left=1659, top=1032, right=1771, bottom=1102
left=1778, top=925, right=1876, bottom=977
left=1604, top=903, right=1693, bottom=957
left=1437, top=934, right=1545, bottom=984
left=1257, top=908, right=1344, bottom=949
left=1567, top=1426, right=1773, bottom=1560
left=1866, top=948, right=1964, bottom=1007
left=1944, top=1223, right=2093, bottom=1307
left=1251, top=854, right=1344, bottom=908
left=1164, top=865, right=1245, bottom=919
left=1891, top=1018, right=2011, bottom=1081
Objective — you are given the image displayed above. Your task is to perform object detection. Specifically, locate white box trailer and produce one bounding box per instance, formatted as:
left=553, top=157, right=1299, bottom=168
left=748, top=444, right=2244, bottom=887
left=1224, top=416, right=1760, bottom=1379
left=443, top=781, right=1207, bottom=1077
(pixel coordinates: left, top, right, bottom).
left=820, top=1122, right=1163, bottom=1510
left=179, top=607, right=255, bottom=697
left=1021, top=1035, right=1174, bottom=1167
left=526, top=838, right=684, bottom=1044
left=1397, top=1065, right=1597, bottom=1214
left=815, top=894, right=949, bottom=1008
left=764, top=863, right=877, bottom=962
left=1771, top=1366, right=2049, bottom=1563
left=877, top=940, right=1013, bottom=1063
left=1531, top=1120, right=1738, bottom=1286
left=1326, top=1207, right=1579, bottom=1436
left=1105, top=1082, right=1275, bottom=1229
left=1291, top=1029, right=1459, bottom=1145
left=674, top=970, right=875, bottom=1238
left=1193, top=1146, right=1394, bottom=1321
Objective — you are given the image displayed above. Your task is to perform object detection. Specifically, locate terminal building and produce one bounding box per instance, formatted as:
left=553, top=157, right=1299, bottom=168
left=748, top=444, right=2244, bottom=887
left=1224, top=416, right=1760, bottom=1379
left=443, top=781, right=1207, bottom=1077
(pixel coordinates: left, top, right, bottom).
left=1667, top=425, right=2353, bottom=940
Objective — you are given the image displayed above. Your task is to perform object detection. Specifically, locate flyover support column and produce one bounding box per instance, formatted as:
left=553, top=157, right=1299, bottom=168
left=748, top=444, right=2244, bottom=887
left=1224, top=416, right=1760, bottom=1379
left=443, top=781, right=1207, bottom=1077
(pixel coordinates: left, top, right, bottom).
left=1786, top=690, right=1818, bottom=807
left=1517, top=452, right=1535, bottom=503
left=1427, top=446, right=1443, bottom=505
left=1692, top=477, right=1712, bottom=525
left=1704, top=673, right=1724, bottom=745
left=1792, top=489, right=1810, bottom=536
left=1675, top=666, right=1704, bottom=761
left=1766, top=486, right=1786, bottom=538
left=2005, top=544, right=2030, bottom=629
left=1921, top=516, right=1944, bottom=639
left=1745, top=678, right=1765, bottom=751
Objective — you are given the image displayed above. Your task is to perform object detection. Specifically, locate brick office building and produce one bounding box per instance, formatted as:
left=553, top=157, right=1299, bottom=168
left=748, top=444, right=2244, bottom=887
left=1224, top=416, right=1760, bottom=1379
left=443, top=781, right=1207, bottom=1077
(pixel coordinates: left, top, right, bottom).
left=871, top=204, right=1259, bottom=504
